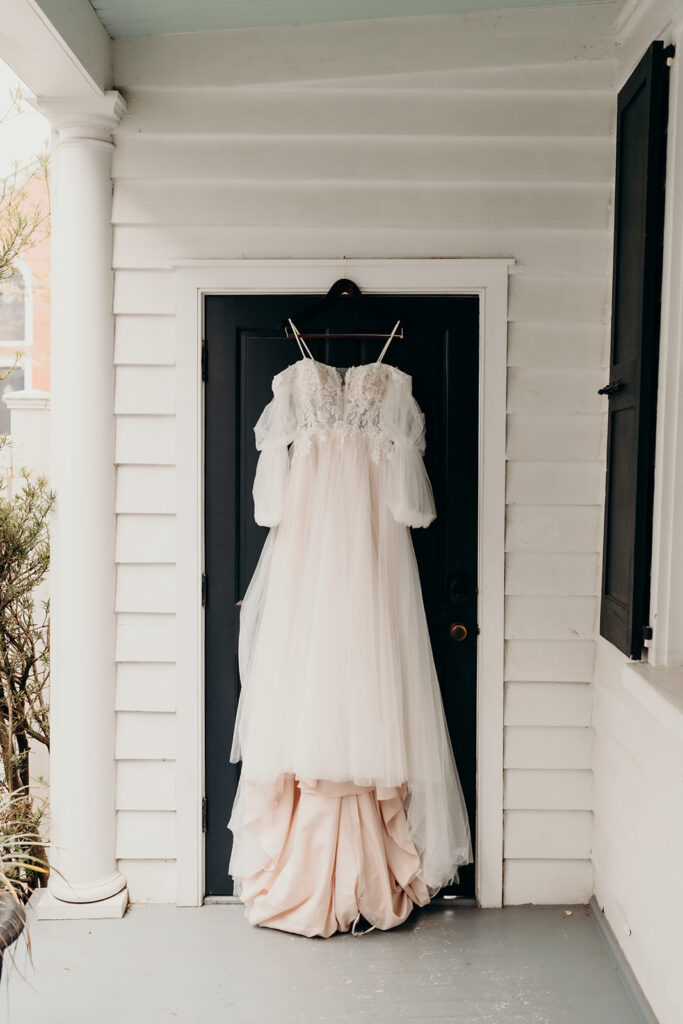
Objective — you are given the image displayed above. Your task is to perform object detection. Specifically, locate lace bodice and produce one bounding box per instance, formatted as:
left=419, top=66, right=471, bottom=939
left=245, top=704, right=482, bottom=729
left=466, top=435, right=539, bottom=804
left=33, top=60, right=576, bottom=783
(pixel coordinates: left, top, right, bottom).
left=270, top=358, right=408, bottom=461
left=251, top=357, right=437, bottom=531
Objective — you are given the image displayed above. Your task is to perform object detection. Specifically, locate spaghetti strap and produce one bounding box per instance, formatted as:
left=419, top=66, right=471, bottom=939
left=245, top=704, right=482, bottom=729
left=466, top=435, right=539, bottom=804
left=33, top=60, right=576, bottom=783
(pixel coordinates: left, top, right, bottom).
left=288, top=318, right=315, bottom=361
left=375, top=320, right=401, bottom=365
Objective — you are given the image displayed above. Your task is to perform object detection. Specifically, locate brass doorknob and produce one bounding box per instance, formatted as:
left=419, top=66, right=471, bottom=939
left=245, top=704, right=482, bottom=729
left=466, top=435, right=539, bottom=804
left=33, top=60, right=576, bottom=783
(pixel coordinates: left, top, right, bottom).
left=449, top=623, right=468, bottom=642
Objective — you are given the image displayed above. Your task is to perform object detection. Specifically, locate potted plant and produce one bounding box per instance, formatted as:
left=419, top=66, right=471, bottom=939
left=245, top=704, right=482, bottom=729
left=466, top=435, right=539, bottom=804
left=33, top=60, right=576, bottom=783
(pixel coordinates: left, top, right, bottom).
left=0, top=786, right=47, bottom=978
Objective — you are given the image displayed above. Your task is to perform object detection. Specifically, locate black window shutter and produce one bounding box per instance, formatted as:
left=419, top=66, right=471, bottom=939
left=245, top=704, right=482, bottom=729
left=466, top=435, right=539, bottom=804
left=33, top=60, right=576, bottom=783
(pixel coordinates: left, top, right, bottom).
left=599, top=41, right=673, bottom=659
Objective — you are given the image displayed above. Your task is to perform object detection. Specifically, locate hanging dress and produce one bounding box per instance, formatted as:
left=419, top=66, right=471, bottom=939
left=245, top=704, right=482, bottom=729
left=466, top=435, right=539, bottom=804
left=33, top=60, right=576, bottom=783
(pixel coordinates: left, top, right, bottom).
left=227, top=319, right=473, bottom=938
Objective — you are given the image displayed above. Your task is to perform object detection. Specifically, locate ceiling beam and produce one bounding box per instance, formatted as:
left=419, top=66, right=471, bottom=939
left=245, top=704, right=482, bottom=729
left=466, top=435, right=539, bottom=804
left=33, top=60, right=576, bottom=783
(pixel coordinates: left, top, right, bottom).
left=0, top=0, right=112, bottom=98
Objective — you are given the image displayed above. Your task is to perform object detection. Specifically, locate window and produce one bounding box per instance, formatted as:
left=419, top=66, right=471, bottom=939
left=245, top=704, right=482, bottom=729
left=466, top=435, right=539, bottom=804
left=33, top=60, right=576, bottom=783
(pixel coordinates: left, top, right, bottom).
left=0, top=268, right=27, bottom=344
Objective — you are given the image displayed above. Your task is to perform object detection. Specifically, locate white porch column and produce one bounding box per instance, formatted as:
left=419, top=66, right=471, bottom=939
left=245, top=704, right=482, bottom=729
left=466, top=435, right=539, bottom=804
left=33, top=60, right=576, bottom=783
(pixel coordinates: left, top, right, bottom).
left=32, top=92, right=128, bottom=918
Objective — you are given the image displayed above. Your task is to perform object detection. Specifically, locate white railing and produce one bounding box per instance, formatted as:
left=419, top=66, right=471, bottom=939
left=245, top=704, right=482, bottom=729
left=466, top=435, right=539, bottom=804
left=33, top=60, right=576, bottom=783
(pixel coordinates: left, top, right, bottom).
left=1, top=388, right=50, bottom=492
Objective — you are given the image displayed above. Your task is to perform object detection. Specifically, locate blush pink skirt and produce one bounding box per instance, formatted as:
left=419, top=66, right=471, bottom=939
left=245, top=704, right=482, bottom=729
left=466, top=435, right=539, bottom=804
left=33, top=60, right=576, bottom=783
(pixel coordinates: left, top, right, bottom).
left=232, top=773, right=431, bottom=938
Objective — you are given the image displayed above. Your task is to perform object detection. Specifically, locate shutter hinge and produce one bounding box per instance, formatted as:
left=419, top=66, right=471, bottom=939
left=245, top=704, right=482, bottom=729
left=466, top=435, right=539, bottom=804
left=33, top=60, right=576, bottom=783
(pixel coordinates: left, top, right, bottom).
left=642, top=625, right=653, bottom=641
left=202, top=796, right=208, bottom=833
left=201, top=339, right=208, bottom=381
left=202, top=573, right=207, bottom=607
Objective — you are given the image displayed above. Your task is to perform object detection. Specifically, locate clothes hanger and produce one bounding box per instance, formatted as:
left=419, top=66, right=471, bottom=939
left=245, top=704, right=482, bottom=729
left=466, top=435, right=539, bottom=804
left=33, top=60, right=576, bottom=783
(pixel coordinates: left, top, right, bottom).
left=278, top=277, right=405, bottom=341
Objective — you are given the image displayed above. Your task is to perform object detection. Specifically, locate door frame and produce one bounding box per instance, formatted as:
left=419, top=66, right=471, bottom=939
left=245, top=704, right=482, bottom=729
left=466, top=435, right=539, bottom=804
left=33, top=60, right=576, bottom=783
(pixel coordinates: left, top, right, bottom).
left=174, top=257, right=512, bottom=909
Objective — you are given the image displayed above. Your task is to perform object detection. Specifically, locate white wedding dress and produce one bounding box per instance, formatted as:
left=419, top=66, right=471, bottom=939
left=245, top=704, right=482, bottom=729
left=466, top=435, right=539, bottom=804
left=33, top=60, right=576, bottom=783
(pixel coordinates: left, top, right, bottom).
left=227, top=319, right=473, bottom=938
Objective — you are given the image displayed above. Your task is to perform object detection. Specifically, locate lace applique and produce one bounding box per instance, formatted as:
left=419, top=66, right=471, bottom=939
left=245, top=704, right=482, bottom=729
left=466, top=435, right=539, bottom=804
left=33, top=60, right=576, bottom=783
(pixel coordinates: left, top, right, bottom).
left=343, top=364, right=395, bottom=463
left=289, top=360, right=341, bottom=460
left=287, top=360, right=404, bottom=464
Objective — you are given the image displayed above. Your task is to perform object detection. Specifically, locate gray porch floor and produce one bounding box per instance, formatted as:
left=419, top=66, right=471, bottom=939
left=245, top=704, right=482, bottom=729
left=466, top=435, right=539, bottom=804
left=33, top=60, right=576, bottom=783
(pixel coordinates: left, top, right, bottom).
left=4, top=899, right=651, bottom=1024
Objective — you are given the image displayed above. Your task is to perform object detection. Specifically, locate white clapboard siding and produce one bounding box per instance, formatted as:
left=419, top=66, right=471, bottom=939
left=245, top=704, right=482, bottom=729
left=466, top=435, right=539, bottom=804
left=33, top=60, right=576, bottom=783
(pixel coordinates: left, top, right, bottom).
left=116, top=565, right=176, bottom=614
left=505, top=639, right=595, bottom=681
left=506, top=416, right=605, bottom=462
left=504, top=810, right=593, bottom=859
left=505, top=726, right=593, bottom=770
left=507, top=369, right=606, bottom=416
left=506, top=462, right=605, bottom=506
left=113, top=271, right=175, bottom=316
left=116, top=466, right=176, bottom=514
left=112, top=182, right=611, bottom=233
left=110, top=2, right=615, bottom=902
left=115, top=367, right=175, bottom=415
left=505, top=506, right=602, bottom=553
left=116, top=811, right=176, bottom=859
left=113, top=135, right=613, bottom=185
left=113, top=225, right=613, bottom=275
left=115, top=615, right=177, bottom=663
left=504, top=859, right=593, bottom=905
left=112, top=226, right=614, bottom=276
left=507, top=322, right=609, bottom=369
left=505, top=682, right=592, bottom=726
left=118, top=860, right=176, bottom=904
left=116, top=416, right=176, bottom=466
left=116, top=710, right=176, bottom=760
left=117, top=760, right=176, bottom=811
left=507, top=274, right=609, bottom=324
left=116, top=662, right=175, bottom=712
left=505, top=552, right=600, bottom=596
left=114, top=315, right=176, bottom=365
left=504, top=596, right=597, bottom=640
left=116, top=515, right=176, bottom=563
left=117, top=88, right=614, bottom=140
left=504, top=769, right=593, bottom=810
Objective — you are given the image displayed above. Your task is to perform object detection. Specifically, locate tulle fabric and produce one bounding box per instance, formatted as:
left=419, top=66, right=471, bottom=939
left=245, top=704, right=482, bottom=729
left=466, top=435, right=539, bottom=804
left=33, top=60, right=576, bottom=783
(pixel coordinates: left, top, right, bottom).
left=229, top=366, right=473, bottom=897
left=380, top=373, right=437, bottom=529
left=252, top=374, right=296, bottom=527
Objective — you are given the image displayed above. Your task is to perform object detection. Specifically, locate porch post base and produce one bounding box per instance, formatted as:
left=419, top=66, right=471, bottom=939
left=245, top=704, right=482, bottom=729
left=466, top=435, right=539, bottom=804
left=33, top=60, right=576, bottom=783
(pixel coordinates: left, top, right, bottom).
left=31, top=887, right=129, bottom=920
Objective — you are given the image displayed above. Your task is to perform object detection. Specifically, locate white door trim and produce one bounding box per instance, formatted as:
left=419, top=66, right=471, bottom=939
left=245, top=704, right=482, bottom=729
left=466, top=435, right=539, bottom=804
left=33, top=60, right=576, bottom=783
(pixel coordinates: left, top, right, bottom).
left=174, top=257, right=512, bottom=909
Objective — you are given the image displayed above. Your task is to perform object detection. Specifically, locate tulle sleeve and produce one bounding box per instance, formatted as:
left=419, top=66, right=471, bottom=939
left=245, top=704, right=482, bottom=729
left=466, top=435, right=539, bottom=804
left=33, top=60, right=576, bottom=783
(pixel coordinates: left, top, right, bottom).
left=252, top=371, right=296, bottom=527
left=380, top=374, right=437, bottom=529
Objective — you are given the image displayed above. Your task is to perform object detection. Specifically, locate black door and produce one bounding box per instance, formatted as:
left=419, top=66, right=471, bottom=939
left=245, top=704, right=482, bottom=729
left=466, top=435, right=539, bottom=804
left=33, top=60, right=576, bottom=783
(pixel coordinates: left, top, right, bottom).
left=204, top=294, right=479, bottom=899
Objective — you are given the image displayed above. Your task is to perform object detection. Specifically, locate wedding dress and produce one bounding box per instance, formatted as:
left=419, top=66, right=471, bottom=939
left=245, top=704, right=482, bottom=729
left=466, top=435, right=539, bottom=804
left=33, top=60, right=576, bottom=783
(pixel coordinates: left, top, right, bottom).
left=227, top=318, right=473, bottom=938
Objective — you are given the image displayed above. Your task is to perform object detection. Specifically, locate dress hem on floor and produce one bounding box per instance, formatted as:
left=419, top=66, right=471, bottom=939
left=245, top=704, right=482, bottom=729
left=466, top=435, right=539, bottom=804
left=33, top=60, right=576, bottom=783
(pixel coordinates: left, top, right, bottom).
left=229, top=773, right=434, bottom=939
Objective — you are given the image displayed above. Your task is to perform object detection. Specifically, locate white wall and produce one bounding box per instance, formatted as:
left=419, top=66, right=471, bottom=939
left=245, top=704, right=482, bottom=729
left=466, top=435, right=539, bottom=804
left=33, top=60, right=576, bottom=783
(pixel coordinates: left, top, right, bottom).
left=110, top=4, right=616, bottom=905
left=592, top=3, right=683, bottom=1023
left=593, top=641, right=683, bottom=1024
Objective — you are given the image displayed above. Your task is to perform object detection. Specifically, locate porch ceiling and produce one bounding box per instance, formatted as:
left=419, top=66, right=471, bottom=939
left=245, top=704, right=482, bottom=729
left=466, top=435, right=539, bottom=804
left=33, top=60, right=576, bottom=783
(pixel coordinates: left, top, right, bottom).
left=90, top=0, right=614, bottom=36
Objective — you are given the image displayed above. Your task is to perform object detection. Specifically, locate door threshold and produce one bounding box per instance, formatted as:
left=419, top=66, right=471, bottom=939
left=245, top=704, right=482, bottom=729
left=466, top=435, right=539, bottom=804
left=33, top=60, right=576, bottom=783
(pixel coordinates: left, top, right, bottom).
left=203, top=895, right=477, bottom=907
